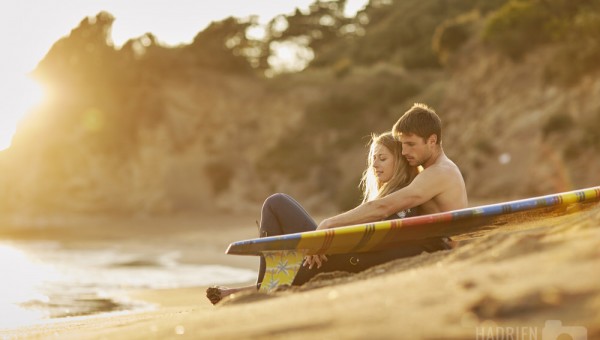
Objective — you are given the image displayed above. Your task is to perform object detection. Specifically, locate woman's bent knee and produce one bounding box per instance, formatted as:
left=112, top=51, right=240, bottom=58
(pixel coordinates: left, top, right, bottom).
left=263, top=193, right=290, bottom=211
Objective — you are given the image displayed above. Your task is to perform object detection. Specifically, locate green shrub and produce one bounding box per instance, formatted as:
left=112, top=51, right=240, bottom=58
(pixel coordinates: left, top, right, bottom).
left=562, top=139, right=582, bottom=160
left=542, top=112, right=574, bottom=138
left=474, top=138, right=496, bottom=156
left=483, top=0, right=554, bottom=59
left=331, top=57, right=353, bottom=78
left=544, top=10, right=600, bottom=84
left=582, top=109, right=600, bottom=149
left=204, top=161, right=234, bottom=194
left=433, top=11, right=479, bottom=63
left=484, top=0, right=600, bottom=82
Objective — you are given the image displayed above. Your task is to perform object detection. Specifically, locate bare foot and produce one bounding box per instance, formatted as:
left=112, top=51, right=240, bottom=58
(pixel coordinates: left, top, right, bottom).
left=206, top=285, right=256, bottom=305
left=444, top=237, right=458, bottom=249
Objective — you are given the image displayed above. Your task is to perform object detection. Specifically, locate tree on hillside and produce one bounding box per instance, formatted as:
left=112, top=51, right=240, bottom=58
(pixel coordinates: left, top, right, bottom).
left=187, top=17, right=255, bottom=74
left=262, top=0, right=362, bottom=71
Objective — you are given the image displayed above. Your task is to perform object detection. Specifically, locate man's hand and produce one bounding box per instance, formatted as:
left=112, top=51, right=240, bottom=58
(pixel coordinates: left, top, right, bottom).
left=317, top=218, right=335, bottom=230
left=303, top=254, right=328, bottom=269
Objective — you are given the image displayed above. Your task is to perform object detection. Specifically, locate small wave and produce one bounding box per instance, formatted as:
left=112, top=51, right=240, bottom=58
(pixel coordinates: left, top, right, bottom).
left=111, top=259, right=163, bottom=267
left=19, top=295, right=137, bottom=319
left=0, top=241, right=256, bottom=325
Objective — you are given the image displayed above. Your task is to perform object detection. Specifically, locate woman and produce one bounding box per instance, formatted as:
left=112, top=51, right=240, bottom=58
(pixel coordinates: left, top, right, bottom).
left=207, top=132, right=448, bottom=304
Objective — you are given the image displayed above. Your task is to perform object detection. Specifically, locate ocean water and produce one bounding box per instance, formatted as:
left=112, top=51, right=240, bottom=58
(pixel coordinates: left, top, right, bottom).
left=0, top=240, right=256, bottom=328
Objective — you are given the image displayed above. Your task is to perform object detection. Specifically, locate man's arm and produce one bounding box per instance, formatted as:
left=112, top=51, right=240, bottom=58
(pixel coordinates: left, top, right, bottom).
left=318, top=166, right=448, bottom=229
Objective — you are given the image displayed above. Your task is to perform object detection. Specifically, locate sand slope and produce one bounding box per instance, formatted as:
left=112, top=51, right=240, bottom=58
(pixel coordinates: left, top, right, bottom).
left=2, top=205, right=599, bottom=339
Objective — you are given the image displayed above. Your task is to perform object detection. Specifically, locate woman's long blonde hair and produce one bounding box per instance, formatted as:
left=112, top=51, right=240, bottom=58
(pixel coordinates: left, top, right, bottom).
left=360, top=132, right=414, bottom=203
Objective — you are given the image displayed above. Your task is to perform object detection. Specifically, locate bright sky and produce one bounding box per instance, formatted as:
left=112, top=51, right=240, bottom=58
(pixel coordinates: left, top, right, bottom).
left=0, top=0, right=367, bottom=151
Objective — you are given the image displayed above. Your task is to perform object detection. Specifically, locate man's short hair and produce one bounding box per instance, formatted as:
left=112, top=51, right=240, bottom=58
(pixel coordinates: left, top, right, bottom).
left=392, top=103, right=442, bottom=144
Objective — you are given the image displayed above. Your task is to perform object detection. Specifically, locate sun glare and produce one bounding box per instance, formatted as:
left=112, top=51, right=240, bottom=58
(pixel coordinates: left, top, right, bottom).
left=268, top=38, right=315, bottom=75
left=0, top=77, right=44, bottom=151
left=0, top=243, right=59, bottom=328
left=0, top=1, right=371, bottom=152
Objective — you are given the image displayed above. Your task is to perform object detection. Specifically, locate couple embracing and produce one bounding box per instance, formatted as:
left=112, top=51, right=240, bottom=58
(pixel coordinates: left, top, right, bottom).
left=208, top=103, right=468, bottom=304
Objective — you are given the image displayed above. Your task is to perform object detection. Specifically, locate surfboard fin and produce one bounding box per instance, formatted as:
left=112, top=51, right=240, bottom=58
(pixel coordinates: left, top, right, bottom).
left=259, top=250, right=306, bottom=293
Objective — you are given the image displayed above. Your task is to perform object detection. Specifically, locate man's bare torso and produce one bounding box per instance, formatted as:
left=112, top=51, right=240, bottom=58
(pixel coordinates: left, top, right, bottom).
left=418, top=154, right=468, bottom=215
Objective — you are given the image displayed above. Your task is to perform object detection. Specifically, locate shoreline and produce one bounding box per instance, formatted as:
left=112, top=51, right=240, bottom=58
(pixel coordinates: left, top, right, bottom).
left=0, top=212, right=262, bottom=334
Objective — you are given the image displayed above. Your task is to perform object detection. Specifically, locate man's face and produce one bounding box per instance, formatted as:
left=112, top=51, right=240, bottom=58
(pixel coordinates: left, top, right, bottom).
left=398, top=133, right=434, bottom=167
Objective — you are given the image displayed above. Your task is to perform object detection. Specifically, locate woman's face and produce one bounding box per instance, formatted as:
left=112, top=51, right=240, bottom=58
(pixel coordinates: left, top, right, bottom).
left=372, top=143, right=395, bottom=184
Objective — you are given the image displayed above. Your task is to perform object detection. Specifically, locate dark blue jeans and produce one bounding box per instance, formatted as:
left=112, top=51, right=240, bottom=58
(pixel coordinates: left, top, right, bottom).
left=256, top=193, right=450, bottom=287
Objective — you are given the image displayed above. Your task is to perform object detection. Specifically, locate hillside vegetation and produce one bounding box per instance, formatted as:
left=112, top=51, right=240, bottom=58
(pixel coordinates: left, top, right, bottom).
left=1, top=0, right=599, bottom=216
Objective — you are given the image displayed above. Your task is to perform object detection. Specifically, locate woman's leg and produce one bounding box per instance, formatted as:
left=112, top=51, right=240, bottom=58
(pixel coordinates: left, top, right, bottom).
left=210, top=193, right=317, bottom=303
left=256, top=193, right=317, bottom=287
left=258, top=193, right=317, bottom=236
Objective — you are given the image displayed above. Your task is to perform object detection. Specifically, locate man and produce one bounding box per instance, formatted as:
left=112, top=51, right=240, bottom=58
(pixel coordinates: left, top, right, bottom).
left=304, top=103, right=468, bottom=269
left=318, top=103, right=468, bottom=229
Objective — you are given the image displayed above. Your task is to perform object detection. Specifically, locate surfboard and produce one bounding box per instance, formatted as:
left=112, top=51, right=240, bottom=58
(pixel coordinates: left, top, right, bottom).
left=227, top=186, right=600, bottom=292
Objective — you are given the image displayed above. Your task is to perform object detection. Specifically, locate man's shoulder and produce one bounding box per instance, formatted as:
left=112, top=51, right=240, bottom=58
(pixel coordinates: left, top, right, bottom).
left=423, top=155, right=465, bottom=191
left=425, top=155, right=468, bottom=211
left=427, top=155, right=461, bottom=176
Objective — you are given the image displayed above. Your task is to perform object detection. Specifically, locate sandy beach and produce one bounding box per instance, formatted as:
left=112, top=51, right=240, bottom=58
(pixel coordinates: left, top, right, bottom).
left=2, top=1, right=600, bottom=339
left=1, top=203, right=600, bottom=339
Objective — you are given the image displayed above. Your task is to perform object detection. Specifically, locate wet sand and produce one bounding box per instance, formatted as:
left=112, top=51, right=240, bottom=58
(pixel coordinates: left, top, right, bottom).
left=1, top=205, right=600, bottom=339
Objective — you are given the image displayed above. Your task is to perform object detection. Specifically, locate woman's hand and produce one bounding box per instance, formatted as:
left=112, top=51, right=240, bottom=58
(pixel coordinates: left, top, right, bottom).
left=303, top=254, right=328, bottom=269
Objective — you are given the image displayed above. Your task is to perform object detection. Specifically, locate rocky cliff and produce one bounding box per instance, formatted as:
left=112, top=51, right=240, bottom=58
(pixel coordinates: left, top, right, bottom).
left=1, top=1, right=598, bottom=216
